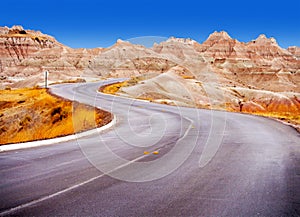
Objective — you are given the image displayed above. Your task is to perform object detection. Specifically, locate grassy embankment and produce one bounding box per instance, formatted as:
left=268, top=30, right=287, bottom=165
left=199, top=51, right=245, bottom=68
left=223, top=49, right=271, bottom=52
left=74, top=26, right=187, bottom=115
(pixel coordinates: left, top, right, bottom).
left=0, top=88, right=112, bottom=145
left=99, top=81, right=128, bottom=95
left=248, top=112, right=300, bottom=130
left=99, top=78, right=155, bottom=101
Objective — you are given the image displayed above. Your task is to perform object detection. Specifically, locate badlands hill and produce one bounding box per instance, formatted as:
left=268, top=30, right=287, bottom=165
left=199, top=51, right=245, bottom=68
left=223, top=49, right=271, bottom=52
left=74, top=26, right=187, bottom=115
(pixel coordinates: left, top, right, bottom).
left=0, top=25, right=103, bottom=87
left=0, top=25, right=299, bottom=127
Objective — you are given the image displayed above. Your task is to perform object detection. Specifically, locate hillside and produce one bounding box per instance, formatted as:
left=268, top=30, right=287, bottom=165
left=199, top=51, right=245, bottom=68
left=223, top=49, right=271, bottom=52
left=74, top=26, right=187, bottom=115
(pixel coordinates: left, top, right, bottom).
left=1, top=26, right=299, bottom=130
left=0, top=25, right=103, bottom=88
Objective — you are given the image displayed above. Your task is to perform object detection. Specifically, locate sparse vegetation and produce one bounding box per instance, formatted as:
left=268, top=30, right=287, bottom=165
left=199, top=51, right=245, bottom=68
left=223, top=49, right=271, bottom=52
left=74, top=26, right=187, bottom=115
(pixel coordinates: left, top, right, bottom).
left=50, top=78, right=86, bottom=85
left=251, top=112, right=300, bottom=131
left=181, top=75, right=196, bottom=79
left=100, top=79, right=300, bottom=132
left=99, top=81, right=127, bottom=94
left=0, top=88, right=112, bottom=145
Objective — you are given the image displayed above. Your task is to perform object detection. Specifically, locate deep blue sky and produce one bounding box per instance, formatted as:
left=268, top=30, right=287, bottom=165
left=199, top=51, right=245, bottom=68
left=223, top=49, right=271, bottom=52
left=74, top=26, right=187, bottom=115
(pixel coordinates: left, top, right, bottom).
left=1, top=0, right=299, bottom=48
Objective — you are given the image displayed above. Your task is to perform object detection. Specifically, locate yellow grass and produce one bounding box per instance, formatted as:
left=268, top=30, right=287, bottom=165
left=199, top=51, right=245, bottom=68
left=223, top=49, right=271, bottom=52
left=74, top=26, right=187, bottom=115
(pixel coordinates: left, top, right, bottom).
left=226, top=107, right=300, bottom=131
left=0, top=88, right=112, bottom=145
left=225, top=102, right=300, bottom=130
left=50, top=78, right=86, bottom=85
left=252, top=112, right=300, bottom=125
left=100, top=81, right=127, bottom=94
left=181, top=75, right=196, bottom=79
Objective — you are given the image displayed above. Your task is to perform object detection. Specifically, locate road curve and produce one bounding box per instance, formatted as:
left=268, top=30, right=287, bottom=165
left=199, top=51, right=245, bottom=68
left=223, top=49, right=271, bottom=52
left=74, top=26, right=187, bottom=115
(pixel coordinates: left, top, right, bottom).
left=0, top=80, right=299, bottom=216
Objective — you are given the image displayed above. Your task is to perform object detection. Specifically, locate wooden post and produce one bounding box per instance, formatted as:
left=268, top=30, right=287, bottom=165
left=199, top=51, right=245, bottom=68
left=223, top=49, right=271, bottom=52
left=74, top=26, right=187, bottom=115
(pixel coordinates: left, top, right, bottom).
left=45, top=70, right=48, bottom=88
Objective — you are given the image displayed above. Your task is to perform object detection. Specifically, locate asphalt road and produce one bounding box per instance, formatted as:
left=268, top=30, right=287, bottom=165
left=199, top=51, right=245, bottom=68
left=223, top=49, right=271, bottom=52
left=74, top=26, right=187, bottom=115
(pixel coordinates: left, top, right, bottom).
left=0, top=80, right=299, bottom=216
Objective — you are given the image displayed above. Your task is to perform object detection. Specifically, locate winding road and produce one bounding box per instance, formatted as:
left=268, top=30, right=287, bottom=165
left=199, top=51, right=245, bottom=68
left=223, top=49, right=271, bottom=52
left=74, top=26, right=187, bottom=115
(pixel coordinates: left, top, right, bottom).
left=0, top=80, right=299, bottom=216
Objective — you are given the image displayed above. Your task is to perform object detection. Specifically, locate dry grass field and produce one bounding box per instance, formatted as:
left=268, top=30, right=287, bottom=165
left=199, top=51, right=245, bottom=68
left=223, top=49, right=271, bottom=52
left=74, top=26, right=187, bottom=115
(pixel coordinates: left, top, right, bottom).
left=0, top=87, right=112, bottom=145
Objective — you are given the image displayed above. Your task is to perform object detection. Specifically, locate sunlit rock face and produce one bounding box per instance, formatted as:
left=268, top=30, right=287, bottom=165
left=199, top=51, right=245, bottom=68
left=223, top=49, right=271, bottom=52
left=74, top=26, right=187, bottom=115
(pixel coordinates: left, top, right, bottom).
left=0, top=25, right=103, bottom=87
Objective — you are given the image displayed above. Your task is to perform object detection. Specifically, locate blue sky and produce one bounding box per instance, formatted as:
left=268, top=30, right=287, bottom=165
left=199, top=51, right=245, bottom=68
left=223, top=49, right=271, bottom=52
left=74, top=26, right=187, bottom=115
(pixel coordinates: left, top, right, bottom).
left=1, top=0, right=299, bottom=48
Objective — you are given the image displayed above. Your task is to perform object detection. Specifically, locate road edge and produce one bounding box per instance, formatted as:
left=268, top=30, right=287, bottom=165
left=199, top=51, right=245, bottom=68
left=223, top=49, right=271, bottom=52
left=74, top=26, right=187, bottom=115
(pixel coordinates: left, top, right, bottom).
left=0, top=115, right=116, bottom=153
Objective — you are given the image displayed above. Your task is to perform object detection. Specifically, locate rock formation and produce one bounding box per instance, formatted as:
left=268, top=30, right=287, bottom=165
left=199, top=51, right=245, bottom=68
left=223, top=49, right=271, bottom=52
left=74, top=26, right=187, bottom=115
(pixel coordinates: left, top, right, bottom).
left=0, top=25, right=102, bottom=87
left=288, top=46, right=300, bottom=59
left=0, top=26, right=299, bottom=122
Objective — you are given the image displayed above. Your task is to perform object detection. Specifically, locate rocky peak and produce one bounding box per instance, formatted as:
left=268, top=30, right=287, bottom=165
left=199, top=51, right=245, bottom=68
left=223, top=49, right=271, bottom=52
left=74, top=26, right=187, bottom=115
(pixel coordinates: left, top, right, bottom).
left=116, top=39, right=126, bottom=44
left=0, top=25, right=60, bottom=47
left=0, top=26, right=25, bottom=35
left=0, top=26, right=59, bottom=68
left=111, top=39, right=136, bottom=48
left=251, top=34, right=278, bottom=46
left=201, top=31, right=237, bottom=51
left=245, top=33, right=294, bottom=61
left=11, top=25, right=24, bottom=31
left=206, top=31, right=233, bottom=41
left=116, top=39, right=136, bottom=45
left=8, top=25, right=26, bottom=34
left=0, top=26, right=9, bottom=35
left=199, top=31, right=240, bottom=58
left=166, top=37, right=198, bottom=45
